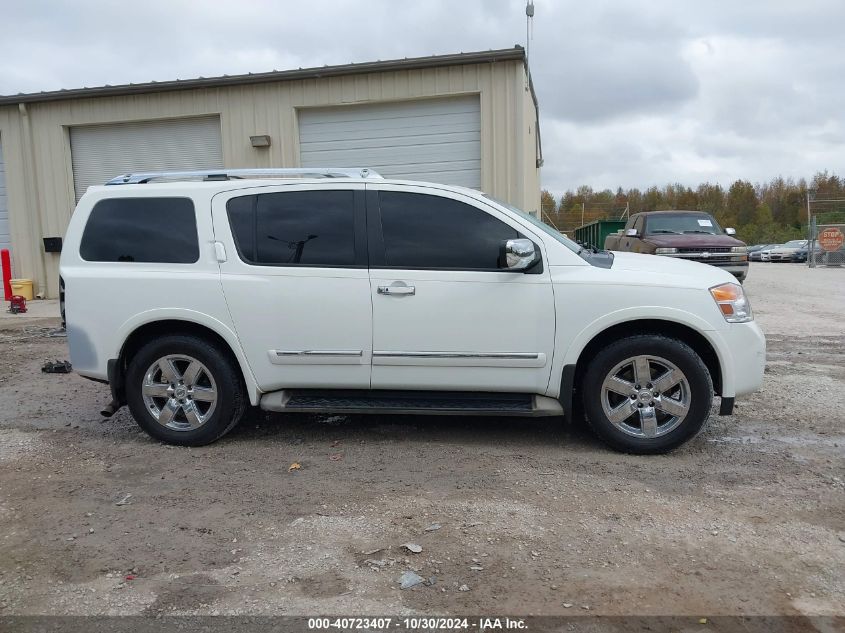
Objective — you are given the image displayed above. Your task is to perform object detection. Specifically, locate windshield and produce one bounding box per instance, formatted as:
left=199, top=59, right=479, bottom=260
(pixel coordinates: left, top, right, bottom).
left=645, top=214, right=723, bottom=235
left=783, top=240, right=807, bottom=247
left=482, top=195, right=581, bottom=254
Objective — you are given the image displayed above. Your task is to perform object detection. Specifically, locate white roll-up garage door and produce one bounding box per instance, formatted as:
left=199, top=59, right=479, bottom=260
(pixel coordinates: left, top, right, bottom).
left=70, top=116, right=224, bottom=202
left=0, top=136, right=10, bottom=255
left=299, top=96, right=481, bottom=188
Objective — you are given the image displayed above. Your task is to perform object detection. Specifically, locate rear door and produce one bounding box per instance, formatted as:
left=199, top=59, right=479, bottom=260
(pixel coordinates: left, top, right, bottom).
left=211, top=183, right=371, bottom=392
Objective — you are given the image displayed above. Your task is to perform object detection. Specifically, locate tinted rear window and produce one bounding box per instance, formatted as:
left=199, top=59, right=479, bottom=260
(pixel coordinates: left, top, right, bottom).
left=80, top=198, right=199, bottom=263
left=227, top=190, right=356, bottom=266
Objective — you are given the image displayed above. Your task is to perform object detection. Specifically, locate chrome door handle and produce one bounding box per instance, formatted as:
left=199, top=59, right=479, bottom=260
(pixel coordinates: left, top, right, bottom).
left=377, top=285, right=415, bottom=296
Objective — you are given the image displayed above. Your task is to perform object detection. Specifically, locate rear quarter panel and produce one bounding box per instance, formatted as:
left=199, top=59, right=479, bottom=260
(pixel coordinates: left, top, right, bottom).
left=60, top=186, right=261, bottom=403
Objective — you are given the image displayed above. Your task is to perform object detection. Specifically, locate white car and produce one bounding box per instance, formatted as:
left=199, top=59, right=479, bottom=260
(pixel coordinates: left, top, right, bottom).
left=767, top=240, right=808, bottom=262
left=60, top=168, right=766, bottom=454
left=758, top=245, right=777, bottom=261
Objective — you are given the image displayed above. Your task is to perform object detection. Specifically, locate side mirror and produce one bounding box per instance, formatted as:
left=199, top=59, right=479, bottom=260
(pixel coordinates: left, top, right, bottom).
left=725, top=227, right=736, bottom=235
left=499, top=238, right=538, bottom=271
left=625, top=228, right=639, bottom=237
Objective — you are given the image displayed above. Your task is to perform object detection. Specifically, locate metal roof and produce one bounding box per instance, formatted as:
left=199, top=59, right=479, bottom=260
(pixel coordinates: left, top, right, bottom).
left=0, top=47, right=526, bottom=105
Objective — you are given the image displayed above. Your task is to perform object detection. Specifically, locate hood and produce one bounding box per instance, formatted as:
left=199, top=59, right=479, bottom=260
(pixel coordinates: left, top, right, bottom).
left=609, top=251, right=736, bottom=287
left=645, top=233, right=745, bottom=248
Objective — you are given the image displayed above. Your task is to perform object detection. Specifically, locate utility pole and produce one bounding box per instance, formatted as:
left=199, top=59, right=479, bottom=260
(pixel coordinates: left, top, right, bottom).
left=581, top=200, right=586, bottom=228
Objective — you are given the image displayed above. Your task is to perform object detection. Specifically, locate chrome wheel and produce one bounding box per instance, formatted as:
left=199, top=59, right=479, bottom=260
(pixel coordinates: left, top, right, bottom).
left=141, top=355, right=218, bottom=431
left=600, top=354, right=691, bottom=438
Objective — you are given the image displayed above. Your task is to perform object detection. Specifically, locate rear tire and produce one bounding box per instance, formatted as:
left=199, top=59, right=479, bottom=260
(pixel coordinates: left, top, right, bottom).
left=581, top=335, right=713, bottom=454
left=125, top=334, right=246, bottom=446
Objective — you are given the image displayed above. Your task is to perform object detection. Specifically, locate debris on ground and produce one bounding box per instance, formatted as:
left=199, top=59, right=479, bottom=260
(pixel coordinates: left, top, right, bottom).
left=402, top=543, right=422, bottom=553
left=458, top=584, right=470, bottom=592
left=364, top=559, right=387, bottom=568
left=288, top=462, right=301, bottom=472
left=114, top=494, right=132, bottom=506
left=424, top=523, right=442, bottom=532
left=329, top=453, right=343, bottom=461
left=399, top=571, right=424, bottom=589
left=41, top=360, right=72, bottom=374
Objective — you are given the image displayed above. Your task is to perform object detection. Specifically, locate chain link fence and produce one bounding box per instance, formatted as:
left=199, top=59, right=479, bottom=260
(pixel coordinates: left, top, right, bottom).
left=809, top=218, right=845, bottom=267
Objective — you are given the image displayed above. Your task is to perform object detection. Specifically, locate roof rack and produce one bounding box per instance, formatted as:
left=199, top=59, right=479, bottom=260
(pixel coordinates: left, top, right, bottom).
left=104, top=167, right=382, bottom=185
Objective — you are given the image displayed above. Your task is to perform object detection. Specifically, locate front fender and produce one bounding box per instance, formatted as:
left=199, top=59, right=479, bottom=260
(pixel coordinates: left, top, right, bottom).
left=550, top=305, right=733, bottom=399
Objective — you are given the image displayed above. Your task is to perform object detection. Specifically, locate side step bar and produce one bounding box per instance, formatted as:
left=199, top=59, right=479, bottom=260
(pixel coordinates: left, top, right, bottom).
left=259, top=389, right=563, bottom=417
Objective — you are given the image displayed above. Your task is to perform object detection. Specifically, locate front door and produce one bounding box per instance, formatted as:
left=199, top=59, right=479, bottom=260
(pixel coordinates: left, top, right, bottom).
left=212, top=184, right=371, bottom=392
left=367, top=185, right=556, bottom=393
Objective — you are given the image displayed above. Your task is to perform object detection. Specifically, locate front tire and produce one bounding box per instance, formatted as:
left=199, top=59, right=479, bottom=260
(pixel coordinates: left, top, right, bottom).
left=581, top=335, right=713, bottom=454
left=125, top=335, right=246, bottom=446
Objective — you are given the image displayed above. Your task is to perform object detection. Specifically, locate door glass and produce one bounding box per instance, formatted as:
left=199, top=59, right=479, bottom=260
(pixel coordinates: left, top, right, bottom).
left=227, top=190, right=355, bottom=266
left=379, top=191, right=518, bottom=269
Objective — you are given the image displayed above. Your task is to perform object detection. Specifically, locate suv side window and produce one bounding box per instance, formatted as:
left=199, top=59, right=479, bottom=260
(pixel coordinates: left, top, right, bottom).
left=227, top=190, right=356, bottom=266
left=79, top=197, right=199, bottom=263
left=378, top=191, right=519, bottom=270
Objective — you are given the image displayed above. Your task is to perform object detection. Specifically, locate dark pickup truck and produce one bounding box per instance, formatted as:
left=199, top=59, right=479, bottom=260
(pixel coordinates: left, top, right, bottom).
left=605, top=210, right=749, bottom=282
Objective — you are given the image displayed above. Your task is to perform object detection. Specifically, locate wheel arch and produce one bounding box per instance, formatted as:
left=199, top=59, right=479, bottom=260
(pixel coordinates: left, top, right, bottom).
left=571, top=319, right=723, bottom=403
left=559, top=318, right=725, bottom=419
left=116, top=316, right=260, bottom=406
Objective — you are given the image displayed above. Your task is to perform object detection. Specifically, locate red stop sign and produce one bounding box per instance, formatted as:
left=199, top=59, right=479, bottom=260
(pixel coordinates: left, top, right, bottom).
left=819, top=227, right=844, bottom=252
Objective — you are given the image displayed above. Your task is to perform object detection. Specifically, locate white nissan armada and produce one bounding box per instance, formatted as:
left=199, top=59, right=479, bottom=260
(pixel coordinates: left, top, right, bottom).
left=60, top=168, right=766, bottom=454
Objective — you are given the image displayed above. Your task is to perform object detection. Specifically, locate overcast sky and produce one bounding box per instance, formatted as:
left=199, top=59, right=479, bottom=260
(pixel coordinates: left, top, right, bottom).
left=1, top=0, right=842, bottom=197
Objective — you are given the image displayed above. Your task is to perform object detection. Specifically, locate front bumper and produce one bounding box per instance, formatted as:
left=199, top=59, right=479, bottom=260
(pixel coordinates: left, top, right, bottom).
left=710, top=321, right=766, bottom=398
left=658, top=253, right=748, bottom=278
left=716, top=263, right=749, bottom=280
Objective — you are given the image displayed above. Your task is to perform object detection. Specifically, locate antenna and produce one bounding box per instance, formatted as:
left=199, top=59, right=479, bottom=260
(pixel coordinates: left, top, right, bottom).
left=525, top=1, right=535, bottom=75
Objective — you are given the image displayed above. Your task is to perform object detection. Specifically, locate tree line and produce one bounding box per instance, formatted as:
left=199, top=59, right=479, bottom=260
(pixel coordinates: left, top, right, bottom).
left=540, top=171, right=845, bottom=245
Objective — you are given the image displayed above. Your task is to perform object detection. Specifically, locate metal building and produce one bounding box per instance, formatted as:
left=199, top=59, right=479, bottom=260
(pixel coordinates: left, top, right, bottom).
left=0, top=47, right=542, bottom=298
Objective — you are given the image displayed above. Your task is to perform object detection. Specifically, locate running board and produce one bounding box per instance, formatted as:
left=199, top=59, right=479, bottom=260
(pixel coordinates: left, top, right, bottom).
left=259, top=390, right=563, bottom=417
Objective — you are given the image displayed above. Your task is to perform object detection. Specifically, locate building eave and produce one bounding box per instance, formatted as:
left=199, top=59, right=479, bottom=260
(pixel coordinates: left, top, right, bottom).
left=0, top=47, right=526, bottom=106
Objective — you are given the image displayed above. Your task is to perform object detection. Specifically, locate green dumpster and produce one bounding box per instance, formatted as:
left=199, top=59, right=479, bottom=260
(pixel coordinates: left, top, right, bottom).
left=574, top=220, right=626, bottom=249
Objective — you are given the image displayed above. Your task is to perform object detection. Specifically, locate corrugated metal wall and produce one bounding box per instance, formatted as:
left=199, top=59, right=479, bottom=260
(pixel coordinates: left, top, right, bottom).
left=0, top=135, right=9, bottom=256
left=0, top=60, right=540, bottom=298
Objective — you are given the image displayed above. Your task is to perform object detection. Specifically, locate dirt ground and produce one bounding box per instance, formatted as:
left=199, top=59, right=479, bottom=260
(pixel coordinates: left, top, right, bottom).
left=0, top=263, right=842, bottom=618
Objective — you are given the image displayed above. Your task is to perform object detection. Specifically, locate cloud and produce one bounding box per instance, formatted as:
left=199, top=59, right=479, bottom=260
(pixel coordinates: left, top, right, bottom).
left=1, top=0, right=842, bottom=198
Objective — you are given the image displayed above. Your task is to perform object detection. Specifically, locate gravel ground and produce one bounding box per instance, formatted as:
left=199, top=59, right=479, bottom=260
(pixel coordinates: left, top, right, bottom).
left=0, top=263, right=842, bottom=618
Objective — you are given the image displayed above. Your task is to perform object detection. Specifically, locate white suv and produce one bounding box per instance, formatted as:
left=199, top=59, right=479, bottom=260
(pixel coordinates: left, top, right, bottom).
left=60, top=168, right=765, bottom=454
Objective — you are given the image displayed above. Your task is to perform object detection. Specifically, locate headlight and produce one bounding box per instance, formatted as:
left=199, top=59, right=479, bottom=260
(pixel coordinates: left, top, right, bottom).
left=710, top=283, right=753, bottom=323
left=731, top=246, right=747, bottom=253
left=655, top=247, right=678, bottom=254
